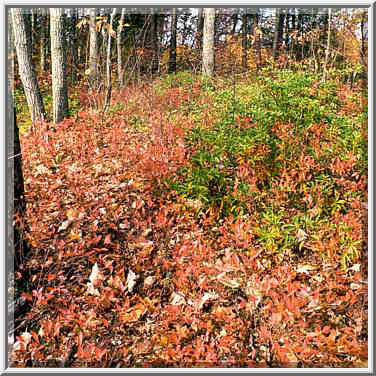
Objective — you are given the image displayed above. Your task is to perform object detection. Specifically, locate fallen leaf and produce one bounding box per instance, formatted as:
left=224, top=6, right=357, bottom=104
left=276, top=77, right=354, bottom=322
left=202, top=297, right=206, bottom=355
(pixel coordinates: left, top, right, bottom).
left=120, top=304, right=147, bottom=323
left=144, top=276, right=155, bottom=288
left=87, top=282, right=100, bottom=296
left=217, top=272, right=240, bottom=288
left=349, top=263, right=361, bottom=272
left=296, top=264, right=317, bottom=274
left=126, top=269, right=138, bottom=293
left=89, top=262, right=101, bottom=285
left=142, top=228, right=152, bottom=237
left=58, top=219, right=73, bottom=232
left=170, top=292, right=186, bottom=306
left=13, top=340, right=27, bottom=352
left=20, top=331, right=32, bottom=344
left=296, top=229, right=307, bottom=243
left=198, top=292, right=217, bottom=310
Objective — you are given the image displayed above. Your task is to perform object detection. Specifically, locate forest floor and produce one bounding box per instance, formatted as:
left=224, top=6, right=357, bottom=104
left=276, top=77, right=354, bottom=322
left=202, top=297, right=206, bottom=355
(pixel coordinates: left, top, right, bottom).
left=12, top=69, right=368, bottom=367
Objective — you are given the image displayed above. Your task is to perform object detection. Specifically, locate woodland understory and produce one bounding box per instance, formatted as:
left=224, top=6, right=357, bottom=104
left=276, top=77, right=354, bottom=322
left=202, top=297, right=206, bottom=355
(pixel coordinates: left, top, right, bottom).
left=11, top=67, right=368, bottom=368
left=9, top=7, right=368, bottom=369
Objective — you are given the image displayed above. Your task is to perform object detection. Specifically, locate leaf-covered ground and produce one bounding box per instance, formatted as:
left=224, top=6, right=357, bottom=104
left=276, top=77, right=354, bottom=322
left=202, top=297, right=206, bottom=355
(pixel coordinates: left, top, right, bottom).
left=13, top=70, right=368, bottom=367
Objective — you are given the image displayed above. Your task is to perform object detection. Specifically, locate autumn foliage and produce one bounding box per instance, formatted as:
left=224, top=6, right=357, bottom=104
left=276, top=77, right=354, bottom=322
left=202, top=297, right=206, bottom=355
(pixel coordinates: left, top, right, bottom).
left=11, top=66, right=367, bottom=368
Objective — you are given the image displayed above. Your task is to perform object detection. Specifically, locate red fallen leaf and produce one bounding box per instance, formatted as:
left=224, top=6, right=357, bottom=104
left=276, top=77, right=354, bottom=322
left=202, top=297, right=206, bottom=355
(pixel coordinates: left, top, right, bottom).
left=47, top=274, right=56, bottom=281
left=322, top=325, right=331, bottom=335
left=31, top=330, right=39, bottom=344
left=77, top=331, right=84, bottom=348
left=104, top=234, right=111, bottom=245
left=21, top=292, right=33, bottom=302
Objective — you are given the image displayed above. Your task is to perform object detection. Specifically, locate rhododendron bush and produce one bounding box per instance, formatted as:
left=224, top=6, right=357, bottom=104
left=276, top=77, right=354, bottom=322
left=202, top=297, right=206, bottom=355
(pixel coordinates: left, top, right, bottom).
left=12, top=70, right=367, bottom=368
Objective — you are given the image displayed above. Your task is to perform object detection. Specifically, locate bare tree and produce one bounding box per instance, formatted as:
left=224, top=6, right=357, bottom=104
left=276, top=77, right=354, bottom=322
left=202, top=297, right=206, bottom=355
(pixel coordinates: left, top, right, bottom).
left=202, top=8, right=215, bottom=76
left=11, top=7, right=45, bottom=123
left=50, top=8, right=69, bottom=123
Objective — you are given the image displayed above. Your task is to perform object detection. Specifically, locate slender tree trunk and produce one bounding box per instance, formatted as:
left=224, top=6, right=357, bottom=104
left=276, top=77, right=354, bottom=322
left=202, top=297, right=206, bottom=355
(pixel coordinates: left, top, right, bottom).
left=272, top=8, right=284, bottom=61
left=89, top=8, right=98, bottom=83
left=8, top=84, right=29, bottom=268
left=168, top=8, right=177, bottom=73
left=104, top=8, right=117, bottom=113
left=202, top=8, right=215, bottom=76
left=255, top=9, right=262, bottom=71
left=196, top=8, right=204, bottom=50
left=151, top=9, right=159, bottom=74
left=50, top=8, right=69, bottom=123
left=322, top=8, right=331, bottom=82
left=241, top=9, right=248, bottom=70
left=360, top=9, right=368, bottom=92
left=40, top=8, right=48, bottom=71
left=232, top=12, right=238, bottom=34
left=30, top=9, right=34, bottom=56
left=117, top=8, right=126, bottom=87
left=71, top=8, right=79, bottom=73
left=11, top=8, right=45, bottom=123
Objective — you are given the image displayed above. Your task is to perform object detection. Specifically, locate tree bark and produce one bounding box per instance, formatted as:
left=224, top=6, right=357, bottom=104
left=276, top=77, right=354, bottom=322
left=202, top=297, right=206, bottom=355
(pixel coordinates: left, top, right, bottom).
left=40, top=8, right=48, bottom=71
left=71, top=8, right=79, bottom=74
left=202, top=8, right=215, bottom=76
left=272, top=8, right=284, bottom=61
left=11, top=8, right=46, bottom=123
left=89, top=8, right=98, bottom=82
left=50, top=8, right=69, bottom=123
left=117, top=8, right=126, bottom=87
left=104, top=8, right=117, bottom=113
left=241, top=9, right=248, bottom=70
left=7, top=74, right=29, bottom=269
left=196, top=8, right=204, bottom=51
left=168, top=8, right=177, bottom=73
left=232, top=11, right=238, bottom=34
left=322, top=8, right=331, bottom=82
left=151, top=9, right=159, bottom=74
left=255, top=9, right=262, bottom=71
left=360, top=9, right=368, bottom=91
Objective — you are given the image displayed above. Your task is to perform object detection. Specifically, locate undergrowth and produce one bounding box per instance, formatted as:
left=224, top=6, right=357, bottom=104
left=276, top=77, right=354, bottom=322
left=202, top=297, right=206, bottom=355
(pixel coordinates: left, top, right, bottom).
left=12, top=68, right=368, bottom=368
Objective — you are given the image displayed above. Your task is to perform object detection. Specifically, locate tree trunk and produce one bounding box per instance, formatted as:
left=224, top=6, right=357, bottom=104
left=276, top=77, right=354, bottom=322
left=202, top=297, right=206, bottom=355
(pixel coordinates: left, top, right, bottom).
left=360, top=9, right=368, bottom=92
left=241, top=9, right=248, bottom=70
left=71, top=8, right=79, bottom=74
left=11, top=8, right=45, bottom=123
left=202, top=8, right=215, bottom=76
left=322, top=8, right=331, bottom=82
left=117, top=8, right=126, bottom=87
left=30, top=9, right=34, bottom=55
left=196, top=8, right=204, bottom=50
left=272, top=8, right=284, bottom=61
left=89, top=8, right=98, bottom=83
left=232, top=11, right=238, bottom=34
left=7, top=75, right=29, bottom=269
left=50, top=8, right=69, bottom=123
left=40, top=8, right=48, bottom=71
left=168, top=8, right=177, bottom=73
left=255, top=9, right=262, bottom=71
left=104, top=8, right=117, bottom=113
left=151, top=9, right=159, bottom=74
